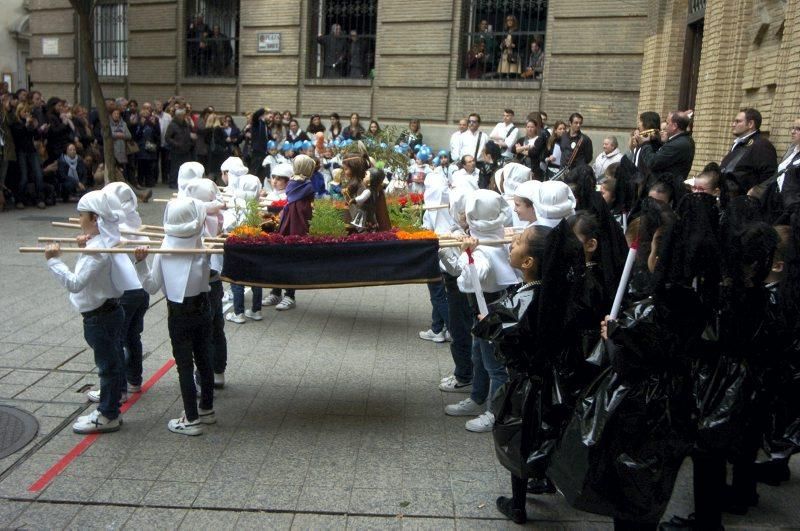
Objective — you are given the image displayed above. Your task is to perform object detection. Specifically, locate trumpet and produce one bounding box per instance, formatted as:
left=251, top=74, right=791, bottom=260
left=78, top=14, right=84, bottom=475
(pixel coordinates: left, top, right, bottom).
left=639, top=129, right=659, bottom=137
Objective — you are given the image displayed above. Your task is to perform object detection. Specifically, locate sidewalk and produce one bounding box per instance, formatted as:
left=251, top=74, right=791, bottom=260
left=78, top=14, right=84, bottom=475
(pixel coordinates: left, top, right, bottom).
left=0, top=188, right=797, bottom=529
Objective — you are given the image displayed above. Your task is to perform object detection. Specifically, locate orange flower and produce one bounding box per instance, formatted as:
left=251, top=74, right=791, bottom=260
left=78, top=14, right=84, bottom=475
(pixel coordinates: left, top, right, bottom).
left=396, top=230, right=438, bottom=240
left=229, top=225, right=263, bottom=239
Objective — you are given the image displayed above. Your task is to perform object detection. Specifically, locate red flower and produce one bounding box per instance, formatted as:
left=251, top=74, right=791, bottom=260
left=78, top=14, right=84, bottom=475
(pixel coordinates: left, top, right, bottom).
left=410, top=193, right=424, bottom=205
left=398, top=197, right=408, bottom=207
left=270, top=199, right=288, bottom=208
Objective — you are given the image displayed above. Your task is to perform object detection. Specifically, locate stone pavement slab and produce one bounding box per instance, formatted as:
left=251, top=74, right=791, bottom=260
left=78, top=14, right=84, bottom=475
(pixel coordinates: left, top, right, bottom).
left=0, top=189, right=798, bottom=530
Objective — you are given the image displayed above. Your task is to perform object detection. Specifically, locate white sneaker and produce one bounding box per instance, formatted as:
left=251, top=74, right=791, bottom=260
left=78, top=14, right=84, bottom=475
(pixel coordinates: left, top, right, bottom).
left=182, top=408, right=216, bottom=425
left=275, top=296, right=295, bottom=311
left=222, top=289, right=233, bottom=303
left=225, top=312, right=246, bottom=324
left=262, top=294, right=281, bottom=306
left=244, top=309, right=263, bottom=321
left=419, top=329, right=447, bottom=343
left=86, top=389, right=128, bottom=405
left=213, top=372, right=225, bottom=389
left=439, top=375, right=472, bottom=393
left=465, top=411, right=495, bottom=433
left=444, top=398, right=484, bottom=417
left=445, top=330, right=453, bottom=342
left=73, top=410, right=121, bottom=434
left=167, top=415, right=204, bottom=436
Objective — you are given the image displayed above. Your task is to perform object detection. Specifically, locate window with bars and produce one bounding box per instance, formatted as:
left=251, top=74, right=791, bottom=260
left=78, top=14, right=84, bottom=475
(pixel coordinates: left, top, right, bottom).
left=185, top=0, right=240, bottom=78
left=308, top=0, right=377, bottom=80
left=94, top=1, right=128, bottom=77
left=460, top=0, right=548, bottom=81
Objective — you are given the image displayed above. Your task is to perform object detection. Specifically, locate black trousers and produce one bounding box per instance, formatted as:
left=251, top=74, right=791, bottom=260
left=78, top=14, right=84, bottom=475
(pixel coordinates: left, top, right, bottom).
left=166, top=295, right=214, bottom=421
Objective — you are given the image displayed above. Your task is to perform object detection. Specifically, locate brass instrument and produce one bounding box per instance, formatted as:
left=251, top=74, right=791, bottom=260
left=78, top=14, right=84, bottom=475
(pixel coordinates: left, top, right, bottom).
left=639, top=129, right=658, bottom=138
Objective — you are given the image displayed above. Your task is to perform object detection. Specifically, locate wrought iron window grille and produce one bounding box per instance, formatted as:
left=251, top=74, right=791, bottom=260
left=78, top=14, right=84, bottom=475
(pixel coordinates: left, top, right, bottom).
left=94, top=0, right=128, bottom=78
left=308, top=0, right=377, bottom=80
left=185, top=0, right=240, bottom=78
left=460, top=0, right=548, bottom=81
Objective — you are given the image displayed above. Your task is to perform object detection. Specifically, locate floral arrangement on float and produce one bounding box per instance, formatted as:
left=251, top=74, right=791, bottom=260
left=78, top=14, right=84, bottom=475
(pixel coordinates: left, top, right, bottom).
left=226, top=195, right=436, bottom=245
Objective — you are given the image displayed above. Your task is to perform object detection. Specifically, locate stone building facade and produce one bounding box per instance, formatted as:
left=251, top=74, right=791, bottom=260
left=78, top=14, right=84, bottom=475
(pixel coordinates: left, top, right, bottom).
left=638, top=0, right=800, bottom=173
left=27, top=0, right=653, bottom=145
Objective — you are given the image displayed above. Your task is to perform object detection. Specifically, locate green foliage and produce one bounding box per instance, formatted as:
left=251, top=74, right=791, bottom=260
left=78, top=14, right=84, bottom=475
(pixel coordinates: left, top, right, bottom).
left=309, top=199, right=348, bottom=236
left=232, top=197, right=263, bottom=229
left=387, top=201, right=422, bottom=232
left=332, top=126, right=410, bottom=177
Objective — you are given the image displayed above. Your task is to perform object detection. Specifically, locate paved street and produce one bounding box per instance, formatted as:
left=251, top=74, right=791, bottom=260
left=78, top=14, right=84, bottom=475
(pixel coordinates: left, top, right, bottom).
left=0, top=186, right=797, bottom=530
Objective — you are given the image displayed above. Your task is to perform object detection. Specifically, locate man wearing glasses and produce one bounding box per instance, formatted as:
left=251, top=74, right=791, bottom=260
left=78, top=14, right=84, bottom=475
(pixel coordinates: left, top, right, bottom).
left=456, top=113, right=488, bottom=163
left=720, top=108, right=777, bottom=195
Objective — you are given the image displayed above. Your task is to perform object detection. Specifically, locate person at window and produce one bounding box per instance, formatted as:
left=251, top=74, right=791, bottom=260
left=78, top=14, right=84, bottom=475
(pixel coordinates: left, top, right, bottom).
left=285, top=118, right=309, bottom=143
left=450, top=118, right=468, bottom=159
left=327, top=112, right=342, bottom=141
left=317, top=24, right=347, bottom=78
left=133, top=107, right=161, bottom=188
left=498, top=15, right=521, bottom=78
left=466, top=41, right=489, bottom=79
left=522, top=39, right=544, bottom=80
left=187, top=15, right=209, bottom=76
left=347, top=30, right=368, bottom=78
left=397, top=119, right=423, bottom=151
left=342, top=112, right=364, bottom=141
left=57, top=143, right=88, bottom=201
left=476, top=19, right=498, bottom=70
left=208, top=24, right=233, bottom=76
left=306, top=114, right=325, bottom=135
left=559, top=112, right=593, bottom=170
left=489, top=109, right=519, bottom=161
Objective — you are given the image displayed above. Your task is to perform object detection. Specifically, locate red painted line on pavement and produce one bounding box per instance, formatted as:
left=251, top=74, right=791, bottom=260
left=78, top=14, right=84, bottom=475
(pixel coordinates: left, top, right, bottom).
left=28, top=358, right=176, bottom=492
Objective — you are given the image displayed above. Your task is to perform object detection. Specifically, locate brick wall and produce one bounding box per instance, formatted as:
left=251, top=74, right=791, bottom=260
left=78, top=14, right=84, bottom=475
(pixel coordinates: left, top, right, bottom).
left=640, top=0, right=800, bottom=173
left=27, top=0, right=654, bottom=138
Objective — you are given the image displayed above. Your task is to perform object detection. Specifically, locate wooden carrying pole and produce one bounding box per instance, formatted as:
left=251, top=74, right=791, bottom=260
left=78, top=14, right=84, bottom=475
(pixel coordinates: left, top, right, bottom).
left=68, top=218, right=165, bottom=232
left=52, top=222, right=165, bottom=239
left=20, top=247, right=223, bottom=255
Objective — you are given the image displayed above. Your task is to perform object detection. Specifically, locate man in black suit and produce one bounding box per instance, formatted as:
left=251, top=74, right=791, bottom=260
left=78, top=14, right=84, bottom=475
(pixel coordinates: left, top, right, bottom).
left=720, top=107, right=777, bottom=196
left=641, top=111, right=695, bottom=182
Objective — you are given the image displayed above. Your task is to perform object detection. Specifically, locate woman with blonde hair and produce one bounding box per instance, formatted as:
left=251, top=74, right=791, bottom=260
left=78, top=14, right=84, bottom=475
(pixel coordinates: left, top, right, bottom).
left=498, top=15, right=521, bottom=76
left=205, top=113, right=227, bottom=182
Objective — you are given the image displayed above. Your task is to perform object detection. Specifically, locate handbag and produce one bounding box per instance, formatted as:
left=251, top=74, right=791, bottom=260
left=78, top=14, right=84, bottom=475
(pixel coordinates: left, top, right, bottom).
left=125, top=140, right=140, bottom=155
left=144, top=140, right=158, bottom=153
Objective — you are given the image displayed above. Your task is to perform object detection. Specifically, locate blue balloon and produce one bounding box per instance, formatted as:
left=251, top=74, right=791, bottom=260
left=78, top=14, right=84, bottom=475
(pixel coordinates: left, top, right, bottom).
left=438, top=149, right=448, bottom=157
left=282, top=142, right=293, bottom=152
left=292, top=141, right=303, bottom=150
left=432, top=157, right=440, bottom=166
left=301, top=140, right=312, bottom=150
left=417, top=152, right=431, bottom=162
left=414, top=144, right=422, bottom=152
left=267, top=140, right=277, bottom=150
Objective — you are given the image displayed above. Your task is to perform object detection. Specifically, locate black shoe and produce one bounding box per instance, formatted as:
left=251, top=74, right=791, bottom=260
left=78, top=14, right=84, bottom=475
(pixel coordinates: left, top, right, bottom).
left=754, top=460, right=791, bottom=486
left=496, top=496, right=526, bottom=524
left=527, top=476, right=556, bottom=494
left=722, top=485, right=758, bottom=515
left=659, top=514, right=723, bottom=530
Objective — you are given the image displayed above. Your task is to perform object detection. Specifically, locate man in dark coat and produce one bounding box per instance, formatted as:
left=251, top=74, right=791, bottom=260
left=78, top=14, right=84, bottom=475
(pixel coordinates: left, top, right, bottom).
left=317, top=24, right=347, bottom=78
left=347, top=30, right=369, bottom=78
left=164, top=108, right=194, bottom=189
left=720, top=107, right=777, bottom=196
left=560, top=112, right=593, bottom=170
left=641, top=111, right=695, bottom=182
